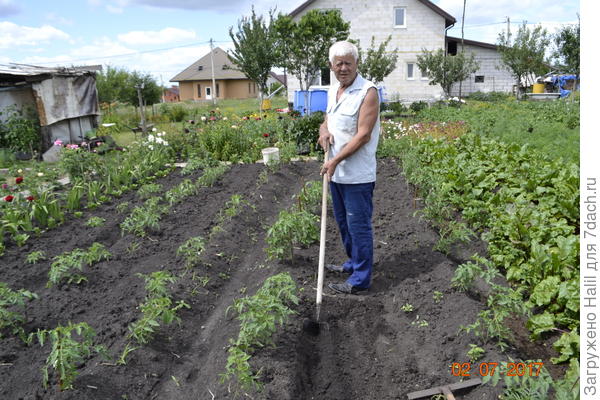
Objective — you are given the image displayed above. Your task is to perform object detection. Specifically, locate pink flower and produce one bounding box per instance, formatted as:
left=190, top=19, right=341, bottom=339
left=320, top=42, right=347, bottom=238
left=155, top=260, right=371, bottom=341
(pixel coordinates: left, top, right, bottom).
left=242, top=116, right=249, bottom=120
left=4, top=195, right=14, bottom=202
left=2, top=183, right=8, bottom=190
left=15, top=176, right=23, bottom=184
left=255, top=117, right=261, bottom=121
left=54, top=139, right=63, bottom=146
left=209, top=116, right=216, bottom=121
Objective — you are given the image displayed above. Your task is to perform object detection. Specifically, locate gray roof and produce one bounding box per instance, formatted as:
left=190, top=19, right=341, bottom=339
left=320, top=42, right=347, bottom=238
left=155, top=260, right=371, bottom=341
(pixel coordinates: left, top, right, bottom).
left=289, top=0, right=456, bottom=27
left=446, top=36, right=497, bottom=50
left=170, top=47, right=248, bottom=82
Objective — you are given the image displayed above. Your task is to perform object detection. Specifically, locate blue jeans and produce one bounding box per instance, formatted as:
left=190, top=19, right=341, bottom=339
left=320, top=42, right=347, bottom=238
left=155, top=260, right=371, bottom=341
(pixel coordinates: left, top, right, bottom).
left=329, top=181, right=375, bottom=289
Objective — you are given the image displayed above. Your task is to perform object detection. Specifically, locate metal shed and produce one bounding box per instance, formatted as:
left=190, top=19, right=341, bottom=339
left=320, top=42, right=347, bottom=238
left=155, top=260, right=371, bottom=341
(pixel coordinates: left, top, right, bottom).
left=0, top=63, right=101, bottom=160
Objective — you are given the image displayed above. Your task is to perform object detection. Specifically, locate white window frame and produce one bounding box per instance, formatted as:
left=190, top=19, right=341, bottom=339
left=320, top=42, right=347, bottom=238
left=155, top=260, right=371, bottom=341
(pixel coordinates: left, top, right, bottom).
left=406, top=62, right=415, bottom=80
left=420, top=67, right=429, bottom=81
left=394, top=7, right=406, bottom=28
left=205, top=86, right=212, bottom=98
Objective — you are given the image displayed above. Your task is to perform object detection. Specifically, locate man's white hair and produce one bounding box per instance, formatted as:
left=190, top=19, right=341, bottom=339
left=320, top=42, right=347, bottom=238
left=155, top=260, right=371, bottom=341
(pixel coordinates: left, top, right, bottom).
left=329, top=41, right=358, bottom=63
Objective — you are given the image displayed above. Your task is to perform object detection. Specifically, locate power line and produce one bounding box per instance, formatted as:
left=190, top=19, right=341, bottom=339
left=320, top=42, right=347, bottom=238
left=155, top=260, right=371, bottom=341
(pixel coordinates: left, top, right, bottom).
left=31, top=39, right=232, bottom=65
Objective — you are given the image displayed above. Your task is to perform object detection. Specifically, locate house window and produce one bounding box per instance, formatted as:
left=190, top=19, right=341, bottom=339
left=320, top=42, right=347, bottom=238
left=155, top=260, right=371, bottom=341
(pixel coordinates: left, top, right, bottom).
left=205, top=86, right=212, bottom=98
left=420, top=67, right=428, bottom=80
left=406, top=63, right=415, bottom=80
left=198, top=65, right=203, bottom=71
left=475, top=75, right=485, bottom=83
left=394, top=7, right=406, bottom=27
left=198, top=84, right=202, bottom=97
left=216, top=83, right=220, bottom=97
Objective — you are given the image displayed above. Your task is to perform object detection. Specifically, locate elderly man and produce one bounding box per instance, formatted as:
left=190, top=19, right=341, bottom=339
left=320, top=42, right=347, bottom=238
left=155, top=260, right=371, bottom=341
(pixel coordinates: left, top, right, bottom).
left=318, top=40, right=380, bottom=294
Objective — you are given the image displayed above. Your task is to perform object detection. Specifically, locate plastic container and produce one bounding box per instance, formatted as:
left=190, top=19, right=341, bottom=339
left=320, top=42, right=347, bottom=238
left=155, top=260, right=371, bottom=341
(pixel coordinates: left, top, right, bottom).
left=294, top=90, right=328, bottom=115
left=532, top=83, right=545, bottom=94
left=261, top=147, right=280, bottom=164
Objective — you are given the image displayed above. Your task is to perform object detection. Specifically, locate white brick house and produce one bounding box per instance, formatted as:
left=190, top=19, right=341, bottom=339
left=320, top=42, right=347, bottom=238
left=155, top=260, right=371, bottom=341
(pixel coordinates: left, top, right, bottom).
left=287, top=0, right=514, bottom=103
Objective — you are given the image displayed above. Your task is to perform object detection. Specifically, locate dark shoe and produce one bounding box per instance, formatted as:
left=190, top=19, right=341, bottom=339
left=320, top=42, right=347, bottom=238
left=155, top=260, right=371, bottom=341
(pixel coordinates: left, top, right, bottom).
left=325, top=264, right=350, bottom=273
left=328, top=282, right=368, bottom=295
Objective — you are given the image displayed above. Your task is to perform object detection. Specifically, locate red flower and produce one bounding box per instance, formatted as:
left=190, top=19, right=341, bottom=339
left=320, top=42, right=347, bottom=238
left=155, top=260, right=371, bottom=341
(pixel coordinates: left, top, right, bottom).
left=255, top=117, right=261, bottom=121
left=15, top=176, right=23, bottom=184
left=26, top=196, right=35, bottom=201
left=263, top=133, right=269, bottom=137
left=4, top=195, right=14, bottom=202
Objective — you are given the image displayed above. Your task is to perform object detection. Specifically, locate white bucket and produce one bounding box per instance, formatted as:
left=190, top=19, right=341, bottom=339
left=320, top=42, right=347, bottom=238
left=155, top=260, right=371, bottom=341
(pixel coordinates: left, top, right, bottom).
left=261, top=147, right=280, bottom=164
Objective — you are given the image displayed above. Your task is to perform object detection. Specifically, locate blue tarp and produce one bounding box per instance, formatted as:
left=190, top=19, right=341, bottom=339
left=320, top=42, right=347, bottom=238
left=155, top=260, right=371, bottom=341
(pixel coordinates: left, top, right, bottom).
left=551, top=75, right=579, bottom=98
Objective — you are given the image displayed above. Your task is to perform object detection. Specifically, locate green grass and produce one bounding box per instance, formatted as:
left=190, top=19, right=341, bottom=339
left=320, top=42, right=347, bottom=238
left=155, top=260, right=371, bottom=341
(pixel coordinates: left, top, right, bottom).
left=413, top=98, right=580, bottom=164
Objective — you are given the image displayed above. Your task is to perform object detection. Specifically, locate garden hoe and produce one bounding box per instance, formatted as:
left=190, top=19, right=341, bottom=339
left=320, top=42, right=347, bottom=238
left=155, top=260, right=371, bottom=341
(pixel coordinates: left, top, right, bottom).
left=406, top=377, right=482, bottom=400
left=303, top=151, right=329, bottom=336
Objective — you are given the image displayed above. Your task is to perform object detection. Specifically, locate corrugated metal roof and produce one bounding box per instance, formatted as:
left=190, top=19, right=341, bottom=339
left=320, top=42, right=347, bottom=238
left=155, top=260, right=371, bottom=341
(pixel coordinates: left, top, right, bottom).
left=170, top=47, right=248, bottom=82
left=0, top=63, right=101, bottom=77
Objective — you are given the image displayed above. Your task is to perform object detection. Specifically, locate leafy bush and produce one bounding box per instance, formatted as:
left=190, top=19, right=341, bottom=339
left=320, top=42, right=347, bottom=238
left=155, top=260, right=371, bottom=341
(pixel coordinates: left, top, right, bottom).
left=409, top=101, right=428, bottom=113
left=285, top=111, right=324, bottom=153
left=0, top=106, right=40, bottom=154
left=467, top=91, right=511, bottom=102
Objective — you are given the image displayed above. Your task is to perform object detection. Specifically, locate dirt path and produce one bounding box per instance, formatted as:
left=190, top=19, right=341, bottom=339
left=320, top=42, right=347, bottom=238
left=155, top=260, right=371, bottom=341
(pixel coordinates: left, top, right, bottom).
left=0, top=159, right=520, bottom=400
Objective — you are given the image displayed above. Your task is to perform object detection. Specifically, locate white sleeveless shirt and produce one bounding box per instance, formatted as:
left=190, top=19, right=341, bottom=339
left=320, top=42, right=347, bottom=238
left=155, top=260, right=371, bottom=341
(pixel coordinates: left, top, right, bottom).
left=326, top=74, right=380, bottom=184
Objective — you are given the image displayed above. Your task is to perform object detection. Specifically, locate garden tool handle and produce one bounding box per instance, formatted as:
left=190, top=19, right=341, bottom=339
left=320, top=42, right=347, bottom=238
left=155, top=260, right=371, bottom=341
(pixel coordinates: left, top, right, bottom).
left=316, top=151, right=329, bottom=321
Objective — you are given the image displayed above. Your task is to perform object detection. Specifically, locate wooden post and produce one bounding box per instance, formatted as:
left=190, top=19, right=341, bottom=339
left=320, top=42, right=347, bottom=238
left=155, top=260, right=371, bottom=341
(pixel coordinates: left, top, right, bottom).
left=136, top=83, right=147, bottom=134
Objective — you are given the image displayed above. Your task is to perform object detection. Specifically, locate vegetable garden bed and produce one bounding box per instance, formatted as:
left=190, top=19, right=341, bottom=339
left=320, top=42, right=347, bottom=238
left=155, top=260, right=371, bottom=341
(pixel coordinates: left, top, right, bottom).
left=1, top=156, right=567, bottom=399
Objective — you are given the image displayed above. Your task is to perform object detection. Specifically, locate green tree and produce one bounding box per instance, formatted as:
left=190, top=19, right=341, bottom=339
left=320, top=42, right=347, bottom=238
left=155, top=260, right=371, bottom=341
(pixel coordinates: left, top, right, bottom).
left=497, top=22, right=551, bottom=98
left=553, top=18, right=580, bottom=76
left=273, top=9, right=350, bottom=113
left=95, top=65, right=129, bottom=104
left=416, top=48, right=479, bottom=98
left=356, top=35, right=399, bottom=85
left=95, top=66, right=161, bottom=105
left=228, top=7, right=278, bottom=112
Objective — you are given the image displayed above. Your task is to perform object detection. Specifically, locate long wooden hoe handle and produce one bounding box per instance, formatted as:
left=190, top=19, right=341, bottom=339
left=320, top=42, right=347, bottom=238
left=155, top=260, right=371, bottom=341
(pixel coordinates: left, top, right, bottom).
left=316, top=151, right=329, bottom=321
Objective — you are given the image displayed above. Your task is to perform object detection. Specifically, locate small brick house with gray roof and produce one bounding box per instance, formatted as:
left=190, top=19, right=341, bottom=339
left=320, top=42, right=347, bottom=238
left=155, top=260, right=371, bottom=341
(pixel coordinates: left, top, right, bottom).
left=170, top=47, right=259, bottom=101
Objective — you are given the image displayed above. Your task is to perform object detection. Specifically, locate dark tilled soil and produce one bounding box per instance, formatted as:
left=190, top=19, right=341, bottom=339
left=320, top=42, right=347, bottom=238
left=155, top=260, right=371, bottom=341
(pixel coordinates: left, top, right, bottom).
left=0, top=159, right=537, bottom=400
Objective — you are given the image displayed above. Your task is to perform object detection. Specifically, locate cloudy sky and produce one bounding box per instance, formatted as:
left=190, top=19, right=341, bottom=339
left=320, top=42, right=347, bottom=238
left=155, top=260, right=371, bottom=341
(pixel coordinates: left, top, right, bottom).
left=0, top=0, right=580, bottom=85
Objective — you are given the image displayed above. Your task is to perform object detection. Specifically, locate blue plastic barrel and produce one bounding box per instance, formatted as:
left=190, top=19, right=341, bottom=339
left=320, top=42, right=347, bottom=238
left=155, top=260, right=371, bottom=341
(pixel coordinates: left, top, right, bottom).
left=294, top=90, right=328, bottom=116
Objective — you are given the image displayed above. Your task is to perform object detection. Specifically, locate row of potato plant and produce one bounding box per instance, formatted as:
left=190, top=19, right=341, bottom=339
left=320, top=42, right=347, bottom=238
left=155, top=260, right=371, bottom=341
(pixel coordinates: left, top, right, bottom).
left=119, top=270, right=190, bottom=364
left=383, top=131, right=579, bottom=390
left=222, top=272, right=298, bottom=392
left=265, top=179, right=323, bottom=261
left=120, top=163, right=230, bottom=238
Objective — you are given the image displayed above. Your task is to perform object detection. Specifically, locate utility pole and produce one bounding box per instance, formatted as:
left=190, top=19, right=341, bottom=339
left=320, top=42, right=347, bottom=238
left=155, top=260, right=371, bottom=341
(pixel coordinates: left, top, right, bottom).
left=135, top=83, right=147, bottom=134
left=506, top=16, right=511, bottom=44
left=209, top=38, right=217, bottom=106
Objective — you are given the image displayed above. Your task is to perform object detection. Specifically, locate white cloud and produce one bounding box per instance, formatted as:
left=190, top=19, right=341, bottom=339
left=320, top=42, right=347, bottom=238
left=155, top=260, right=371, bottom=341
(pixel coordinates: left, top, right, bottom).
left=118, top=27, right=197, bottom=45
left=0, top=0, right=20, bottom=16
left=435, top=0, right=579, bottom=25
left=106, top=4, right=124, bottom=13
left=45, top=12, right=74, bottom=26
left=131, top=0, right=303, bottom=14
left=0, top=22, right=70, bottom=49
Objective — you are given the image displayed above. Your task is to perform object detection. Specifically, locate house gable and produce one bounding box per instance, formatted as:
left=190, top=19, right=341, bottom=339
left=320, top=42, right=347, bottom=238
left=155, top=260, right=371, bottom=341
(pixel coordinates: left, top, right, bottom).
left=170, top=47, right=247, bottom=82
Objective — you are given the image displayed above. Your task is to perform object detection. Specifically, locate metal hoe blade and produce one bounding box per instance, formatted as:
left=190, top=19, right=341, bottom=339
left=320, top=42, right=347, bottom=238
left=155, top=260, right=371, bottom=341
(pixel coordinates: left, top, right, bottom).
left=406, top=378, right=482, bottom=400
